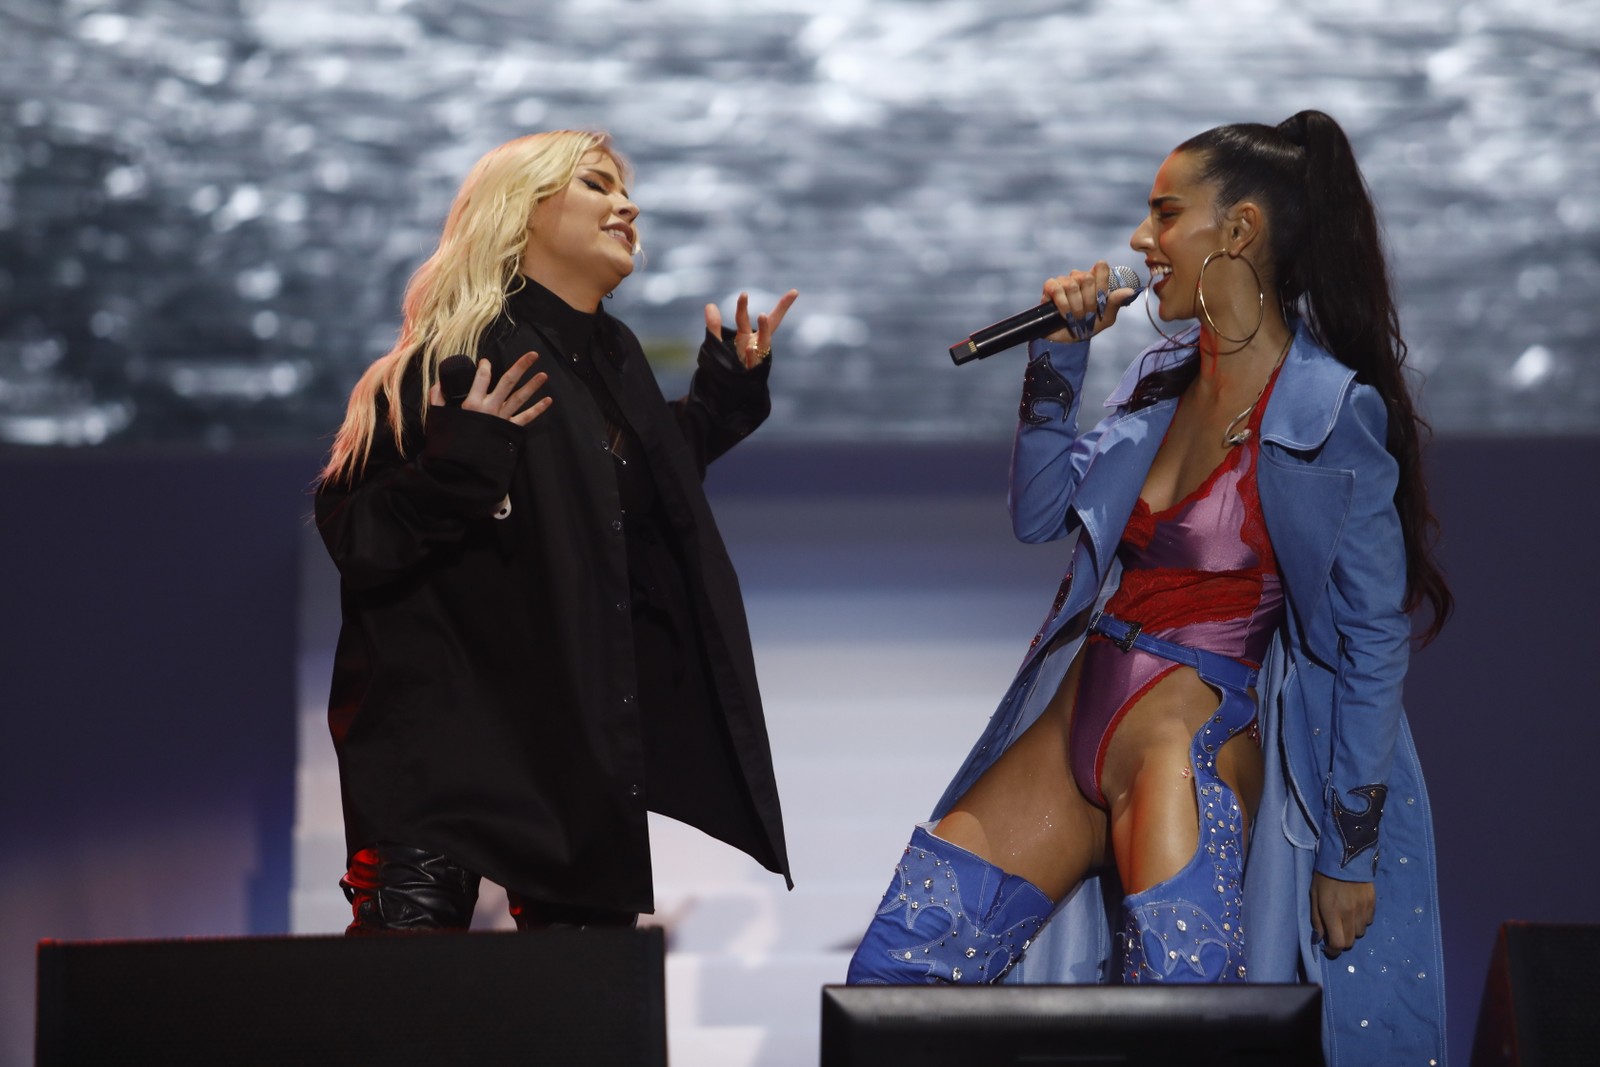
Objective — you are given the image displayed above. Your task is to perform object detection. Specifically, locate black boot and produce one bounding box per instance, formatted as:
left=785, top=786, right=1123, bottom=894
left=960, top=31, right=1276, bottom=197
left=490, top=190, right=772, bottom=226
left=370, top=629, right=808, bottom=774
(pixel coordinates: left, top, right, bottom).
left=341, top=843, right=480, bottom=935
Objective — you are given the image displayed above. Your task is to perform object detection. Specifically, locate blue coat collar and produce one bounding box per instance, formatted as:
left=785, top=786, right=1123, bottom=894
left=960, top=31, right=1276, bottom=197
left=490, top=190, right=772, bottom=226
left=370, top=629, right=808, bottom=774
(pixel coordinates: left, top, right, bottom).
left=1104, top=325, right=1198, bottom=407
left=1260, top=323, right=1357, bottom=452
left=1103, top=320, right=1357, bottom=453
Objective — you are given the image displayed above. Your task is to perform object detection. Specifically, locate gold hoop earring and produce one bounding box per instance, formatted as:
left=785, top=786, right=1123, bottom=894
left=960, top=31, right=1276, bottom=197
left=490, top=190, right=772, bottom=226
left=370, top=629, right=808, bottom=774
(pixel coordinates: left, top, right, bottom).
left=1196, top=249, right=1264, bottom=348
left=1143, top=288, right=1193, bottom=347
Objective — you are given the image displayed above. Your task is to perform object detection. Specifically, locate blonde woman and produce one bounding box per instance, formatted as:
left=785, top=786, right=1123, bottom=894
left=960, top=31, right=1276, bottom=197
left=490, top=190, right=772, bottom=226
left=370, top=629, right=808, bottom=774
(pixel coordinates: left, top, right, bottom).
left=316, top=130, right=798, bottom=931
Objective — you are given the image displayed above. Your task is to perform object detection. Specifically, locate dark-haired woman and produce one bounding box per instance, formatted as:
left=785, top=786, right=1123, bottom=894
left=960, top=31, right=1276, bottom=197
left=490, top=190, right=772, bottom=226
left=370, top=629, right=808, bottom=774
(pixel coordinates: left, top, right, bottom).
left=846, top=111, right=1450, bottom=1065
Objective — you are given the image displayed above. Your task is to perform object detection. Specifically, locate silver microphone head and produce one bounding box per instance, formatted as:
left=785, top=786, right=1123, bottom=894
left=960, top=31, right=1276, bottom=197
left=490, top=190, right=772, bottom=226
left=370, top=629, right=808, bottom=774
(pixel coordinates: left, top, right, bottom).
left=1108, top=264, right=1144, bottom=297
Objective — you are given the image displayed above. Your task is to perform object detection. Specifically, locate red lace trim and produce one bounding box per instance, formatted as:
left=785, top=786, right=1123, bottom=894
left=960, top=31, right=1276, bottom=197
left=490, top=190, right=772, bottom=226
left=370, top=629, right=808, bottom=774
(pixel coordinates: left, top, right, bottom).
left=1124, top=444, right=1248, bottom=551
left=1116, top=361, right=1286, bottom=618
left=1106, top=567, right=1265, bottom=630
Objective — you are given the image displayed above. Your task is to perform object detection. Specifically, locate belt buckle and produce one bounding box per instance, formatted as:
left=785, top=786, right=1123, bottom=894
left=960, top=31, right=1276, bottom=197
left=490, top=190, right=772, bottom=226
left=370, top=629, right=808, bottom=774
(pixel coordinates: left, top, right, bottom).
left=1089, top=610, right=1141, bottom=653
left=1114, top=621, right=1142, bottom=653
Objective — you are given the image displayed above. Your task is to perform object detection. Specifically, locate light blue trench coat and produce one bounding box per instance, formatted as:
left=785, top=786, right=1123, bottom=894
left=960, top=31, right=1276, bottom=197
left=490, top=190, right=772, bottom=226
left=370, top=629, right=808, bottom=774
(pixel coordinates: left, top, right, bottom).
left=930, top=322, right=1447, bottom=1066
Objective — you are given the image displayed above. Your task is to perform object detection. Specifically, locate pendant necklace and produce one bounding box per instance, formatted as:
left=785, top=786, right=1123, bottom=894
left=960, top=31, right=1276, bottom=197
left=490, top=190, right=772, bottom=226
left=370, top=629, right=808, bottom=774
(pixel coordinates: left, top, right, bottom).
left=1221, top=333, right=1293, bottom=448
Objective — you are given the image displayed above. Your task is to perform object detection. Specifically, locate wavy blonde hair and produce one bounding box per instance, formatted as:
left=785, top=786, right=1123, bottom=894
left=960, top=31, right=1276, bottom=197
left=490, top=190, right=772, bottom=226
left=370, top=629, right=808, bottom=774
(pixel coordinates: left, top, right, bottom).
left=321, top=129, right=631, bottom=484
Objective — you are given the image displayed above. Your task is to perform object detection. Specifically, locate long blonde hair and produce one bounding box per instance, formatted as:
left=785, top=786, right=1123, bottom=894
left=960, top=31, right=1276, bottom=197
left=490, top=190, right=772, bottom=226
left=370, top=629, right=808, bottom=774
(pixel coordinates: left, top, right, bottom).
left=321, top=129, right=631, bottom=484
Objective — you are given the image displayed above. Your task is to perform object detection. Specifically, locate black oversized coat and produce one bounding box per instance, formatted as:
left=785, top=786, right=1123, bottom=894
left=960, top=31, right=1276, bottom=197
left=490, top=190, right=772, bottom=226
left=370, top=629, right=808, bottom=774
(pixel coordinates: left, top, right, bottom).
left=315, top=282, right=791, bottom=912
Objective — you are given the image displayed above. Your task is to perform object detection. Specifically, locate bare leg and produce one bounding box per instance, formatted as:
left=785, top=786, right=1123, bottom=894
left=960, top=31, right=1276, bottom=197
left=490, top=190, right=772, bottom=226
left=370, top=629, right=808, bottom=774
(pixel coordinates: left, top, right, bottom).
left=1099, top=667, right=1265, bottom=983
left=936, top=655, right=1111, bottom=902
left=1102, top=669, right=1264, bottom=892
left=846, top=655, right=1100, bottom=985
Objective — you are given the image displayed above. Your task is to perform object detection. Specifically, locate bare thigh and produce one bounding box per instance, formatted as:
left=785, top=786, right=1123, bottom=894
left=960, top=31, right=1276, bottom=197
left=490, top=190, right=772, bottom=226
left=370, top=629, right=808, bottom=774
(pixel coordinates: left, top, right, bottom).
left=1100, top=668, right=1264, bottom=895
left=935, top=654, right=1112, bottom=902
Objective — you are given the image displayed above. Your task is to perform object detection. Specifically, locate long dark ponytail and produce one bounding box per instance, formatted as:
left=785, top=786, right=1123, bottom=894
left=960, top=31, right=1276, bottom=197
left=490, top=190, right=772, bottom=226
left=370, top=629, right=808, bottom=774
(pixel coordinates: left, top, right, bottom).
left=1151, top=111, right=1453, bottom=642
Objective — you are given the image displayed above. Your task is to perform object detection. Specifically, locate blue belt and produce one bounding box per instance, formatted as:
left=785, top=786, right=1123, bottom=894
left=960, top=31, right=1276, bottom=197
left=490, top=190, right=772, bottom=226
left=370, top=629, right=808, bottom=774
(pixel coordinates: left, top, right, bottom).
left=1087, top=610, right=1259, bottom=694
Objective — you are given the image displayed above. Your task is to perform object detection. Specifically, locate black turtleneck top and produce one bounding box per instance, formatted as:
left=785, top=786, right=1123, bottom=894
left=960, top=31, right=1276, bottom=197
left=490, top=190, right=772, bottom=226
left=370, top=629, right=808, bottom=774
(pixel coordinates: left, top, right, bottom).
left=508, top=279, right=655, bottom=520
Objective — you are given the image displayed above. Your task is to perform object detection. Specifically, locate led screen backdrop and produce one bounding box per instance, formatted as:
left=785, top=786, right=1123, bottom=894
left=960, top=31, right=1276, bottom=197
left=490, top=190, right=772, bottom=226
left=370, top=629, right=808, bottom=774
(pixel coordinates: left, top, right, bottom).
left=1, top=0, right=1596, bottom=447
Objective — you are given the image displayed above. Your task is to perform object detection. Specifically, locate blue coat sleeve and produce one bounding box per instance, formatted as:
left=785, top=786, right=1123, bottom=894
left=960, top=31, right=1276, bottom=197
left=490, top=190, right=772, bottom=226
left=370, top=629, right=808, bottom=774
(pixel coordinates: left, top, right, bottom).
left=1009, top=338, right=1115, bottom=544
left=1314, top=383, right=1411, bottom=882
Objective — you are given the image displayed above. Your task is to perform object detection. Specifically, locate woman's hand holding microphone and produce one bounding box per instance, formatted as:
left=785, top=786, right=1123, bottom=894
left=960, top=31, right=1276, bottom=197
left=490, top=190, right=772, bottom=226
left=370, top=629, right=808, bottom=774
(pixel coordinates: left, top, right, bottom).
left=1041, top=261, right=1140, bottom=344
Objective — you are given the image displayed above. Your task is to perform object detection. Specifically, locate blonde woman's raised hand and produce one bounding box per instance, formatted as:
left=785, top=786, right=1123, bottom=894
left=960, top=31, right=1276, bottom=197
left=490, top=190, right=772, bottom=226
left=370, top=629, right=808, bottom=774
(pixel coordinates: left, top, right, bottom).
left=430, top=351, right=553, bottom=426
left=705, top=289, right=800, bottom=369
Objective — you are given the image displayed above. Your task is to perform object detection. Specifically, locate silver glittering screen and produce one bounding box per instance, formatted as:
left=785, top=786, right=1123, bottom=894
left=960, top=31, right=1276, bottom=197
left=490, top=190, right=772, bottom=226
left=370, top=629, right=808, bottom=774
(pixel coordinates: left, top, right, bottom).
left=1, top=0, right=1596, bottom=447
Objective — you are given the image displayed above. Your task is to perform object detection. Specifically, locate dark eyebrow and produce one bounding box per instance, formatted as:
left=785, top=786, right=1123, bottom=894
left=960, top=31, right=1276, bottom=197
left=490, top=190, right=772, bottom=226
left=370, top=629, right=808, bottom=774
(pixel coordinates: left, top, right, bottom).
left=1149, top=194, right=1181, bottom=209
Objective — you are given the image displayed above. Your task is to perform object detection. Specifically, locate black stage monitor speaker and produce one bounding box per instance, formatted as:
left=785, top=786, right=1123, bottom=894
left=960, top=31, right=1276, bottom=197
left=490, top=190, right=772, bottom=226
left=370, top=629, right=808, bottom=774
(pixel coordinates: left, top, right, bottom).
left=1471, top=921, right=1600, bottom=1066
left=820, top=984, right=1325, bottom=1066
left=37, top=928, right=665, bottom=1067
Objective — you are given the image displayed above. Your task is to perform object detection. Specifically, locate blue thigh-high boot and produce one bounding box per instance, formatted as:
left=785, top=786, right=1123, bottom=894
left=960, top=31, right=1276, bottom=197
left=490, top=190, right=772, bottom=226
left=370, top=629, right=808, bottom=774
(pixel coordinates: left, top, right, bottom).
left=1119, top=684, right=1254, bottom=983
left=846, top=824, right=1054, bottom=985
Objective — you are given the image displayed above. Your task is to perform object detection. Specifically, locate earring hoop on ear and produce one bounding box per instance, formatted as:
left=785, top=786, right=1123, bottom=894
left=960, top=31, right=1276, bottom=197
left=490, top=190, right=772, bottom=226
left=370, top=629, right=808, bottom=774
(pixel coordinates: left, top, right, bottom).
left=1196, top=249, right=1265, bottom=349
left=1143, top=288, right=1194, bottom=347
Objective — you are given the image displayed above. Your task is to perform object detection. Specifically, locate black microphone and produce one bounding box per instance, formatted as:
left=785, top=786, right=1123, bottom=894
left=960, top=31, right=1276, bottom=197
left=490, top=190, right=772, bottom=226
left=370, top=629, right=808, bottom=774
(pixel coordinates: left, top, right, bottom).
left=438, top=354, right=476, bottom=405
left=949, top=265, right=1144, bottom=365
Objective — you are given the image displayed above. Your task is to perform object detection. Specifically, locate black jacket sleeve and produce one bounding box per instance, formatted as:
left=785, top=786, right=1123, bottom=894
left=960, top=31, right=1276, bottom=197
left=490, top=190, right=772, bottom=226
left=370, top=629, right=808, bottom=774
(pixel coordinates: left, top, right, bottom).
left=668, top=328, right=772, bottom=476
left=314, top=373, right=525, bottom=590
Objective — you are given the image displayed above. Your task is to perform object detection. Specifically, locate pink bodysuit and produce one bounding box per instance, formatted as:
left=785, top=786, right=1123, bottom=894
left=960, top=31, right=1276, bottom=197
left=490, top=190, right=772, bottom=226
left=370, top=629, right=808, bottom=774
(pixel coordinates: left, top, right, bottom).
left=1069, top=381, right=1287, bottom=806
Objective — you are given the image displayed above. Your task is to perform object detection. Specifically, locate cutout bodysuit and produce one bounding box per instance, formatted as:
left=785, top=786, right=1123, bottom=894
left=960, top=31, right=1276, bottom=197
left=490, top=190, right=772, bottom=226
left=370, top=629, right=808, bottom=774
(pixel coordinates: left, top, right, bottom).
left=1071, top=380, right=1286, bottom=807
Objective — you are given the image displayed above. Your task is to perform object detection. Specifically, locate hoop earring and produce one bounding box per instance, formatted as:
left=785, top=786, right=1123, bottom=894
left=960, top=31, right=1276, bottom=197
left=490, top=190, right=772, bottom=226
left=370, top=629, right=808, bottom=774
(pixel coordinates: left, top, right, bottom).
left=1143, top=289, right=1193, bottom=347
left=1196, top=249, right=1264, bottom=349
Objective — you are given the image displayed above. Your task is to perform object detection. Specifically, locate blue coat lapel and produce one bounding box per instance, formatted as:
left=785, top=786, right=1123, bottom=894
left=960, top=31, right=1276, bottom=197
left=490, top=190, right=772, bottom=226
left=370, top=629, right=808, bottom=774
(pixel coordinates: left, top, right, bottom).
left=1068, top=330, right=1198, bottom=588
left=1255, top=324, right=1360, bottom=662
left=1070, top=399, right=1176, bottom=582
left=1259, top=323, right=1356, bottom=451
